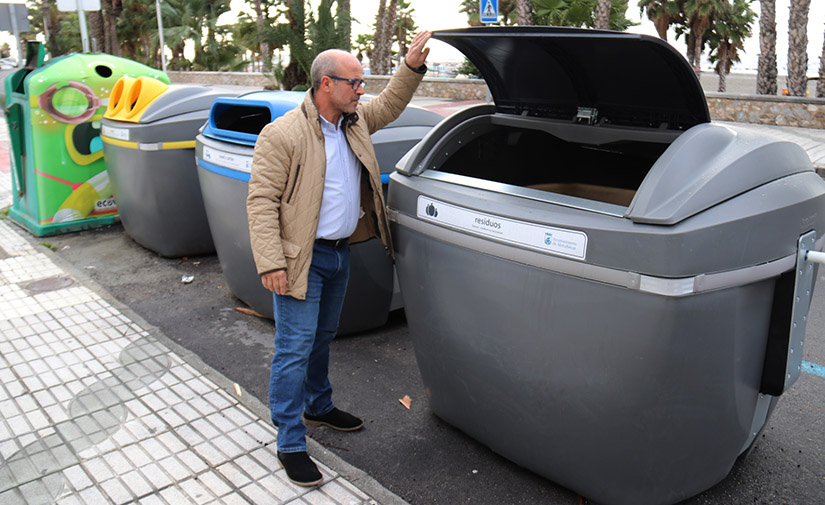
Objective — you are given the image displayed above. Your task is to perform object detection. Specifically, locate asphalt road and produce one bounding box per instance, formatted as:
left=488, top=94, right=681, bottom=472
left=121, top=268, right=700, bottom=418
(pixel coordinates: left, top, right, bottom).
left=38, top=222, right=825, bottom=505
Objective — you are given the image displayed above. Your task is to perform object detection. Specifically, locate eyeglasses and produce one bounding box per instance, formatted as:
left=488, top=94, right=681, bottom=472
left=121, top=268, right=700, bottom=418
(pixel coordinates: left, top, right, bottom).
left=326, top=75, right=366, bottom=91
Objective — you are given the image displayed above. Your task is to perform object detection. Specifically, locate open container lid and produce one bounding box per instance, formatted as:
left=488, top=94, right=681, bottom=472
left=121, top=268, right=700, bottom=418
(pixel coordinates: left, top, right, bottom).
left=433, top=26, right=710, bottom=130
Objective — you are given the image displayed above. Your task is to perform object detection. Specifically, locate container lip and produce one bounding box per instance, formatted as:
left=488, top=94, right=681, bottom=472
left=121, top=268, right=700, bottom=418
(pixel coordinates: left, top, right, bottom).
left=432, top=26, right=709, bottom=130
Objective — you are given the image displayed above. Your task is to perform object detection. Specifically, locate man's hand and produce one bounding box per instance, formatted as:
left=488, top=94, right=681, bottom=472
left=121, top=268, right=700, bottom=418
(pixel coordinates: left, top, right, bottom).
left=405, top=31, right=432, bottom=69
left=261, top=269, right=288, bottom=295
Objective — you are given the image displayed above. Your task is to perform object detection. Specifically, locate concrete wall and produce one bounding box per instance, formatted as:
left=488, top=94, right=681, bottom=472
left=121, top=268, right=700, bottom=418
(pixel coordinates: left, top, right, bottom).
left=168, top=71, right=825, bottom=129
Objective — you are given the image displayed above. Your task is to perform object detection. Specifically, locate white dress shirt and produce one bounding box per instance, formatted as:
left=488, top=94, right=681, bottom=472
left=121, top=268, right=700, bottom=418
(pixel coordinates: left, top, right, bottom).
left=316, top=114, right=362, bottom=240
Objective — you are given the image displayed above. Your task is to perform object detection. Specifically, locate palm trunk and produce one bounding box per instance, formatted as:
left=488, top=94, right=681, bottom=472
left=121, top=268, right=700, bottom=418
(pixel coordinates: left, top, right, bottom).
left=42, top=1, right=61, bottom=57
left=89, top=11, right=105, bottom=53
left=786, top=0, right=810, bottom=96
left=338, top=0, right=351, bottom=51
left=252, top=0, right=271, bottom=72
left=517, top=0, right=533, bottom=25
left=594, top=0, right=611, bottom=30
left=654, top=15, right=669, bottom=41
left=817, top=23, right=825, bottom=97
left=101, top=0, right=123, bottom=57
left=373, top=0, right=387, bottom=74
left=757, top=0, right=777, bottom=95
left=692, top=29, right=704, bottom=70
left=717, top=46, right=729, bottom=93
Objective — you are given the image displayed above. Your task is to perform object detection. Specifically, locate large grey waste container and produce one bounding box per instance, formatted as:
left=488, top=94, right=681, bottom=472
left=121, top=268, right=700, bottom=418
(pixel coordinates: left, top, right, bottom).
left=101, top=79, right=237, bottom=257
left=196, top=91, right=441, bottom=334
left=388, top=26, right=825, bottom=505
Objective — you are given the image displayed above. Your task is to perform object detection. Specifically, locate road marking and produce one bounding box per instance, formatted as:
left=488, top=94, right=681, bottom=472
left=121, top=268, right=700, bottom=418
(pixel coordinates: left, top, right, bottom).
left=802, top=361, right=825, bottom=379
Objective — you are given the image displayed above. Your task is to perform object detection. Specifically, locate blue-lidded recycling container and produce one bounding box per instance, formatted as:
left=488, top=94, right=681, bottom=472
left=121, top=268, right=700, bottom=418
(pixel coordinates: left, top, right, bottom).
left=196, top=91, right=441, bottom=334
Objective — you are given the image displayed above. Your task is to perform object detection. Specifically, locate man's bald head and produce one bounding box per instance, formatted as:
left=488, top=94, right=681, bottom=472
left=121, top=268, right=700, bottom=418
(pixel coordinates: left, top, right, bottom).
left=311, top=49, right=358, bottom=92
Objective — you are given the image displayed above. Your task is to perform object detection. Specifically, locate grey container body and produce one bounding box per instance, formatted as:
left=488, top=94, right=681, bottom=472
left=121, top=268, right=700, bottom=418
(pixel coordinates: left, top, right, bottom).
left=388, top=108, right=825, bottom=504
left=101, top=86, right=237, bottom=257
left=196, top=105, right=441, bottom=334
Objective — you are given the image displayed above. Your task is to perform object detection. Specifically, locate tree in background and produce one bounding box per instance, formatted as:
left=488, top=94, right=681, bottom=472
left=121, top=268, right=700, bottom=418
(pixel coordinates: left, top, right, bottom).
left=354, top=33, right=373, bottom=64
left=594, top=0, right=613, bottom=28
left=682, top=0, right=724, bottom=70
left=337, top=0, right=352, bottom=51
left=707, top=0, right=755, bottom=92
left=637, top=0, right=684, bottom=40
left=27, top=0, right=65, bottom=57
left=517, top=0, right=534, bottom=24
left=392, top=1, right=417, bottom=67
left=533, top=0, right=633, bottom=30
left=818, top=27, right=825, bottom=97
left=118, top=0, right=159, bottom=66
left=372, top=0, right=397, bottom=74
left=786, top=0, right=810, bottom=96
left=756, top=0, right=777, bottom=94
left=460, top=0, right=518, bottom=25
left=102, top=0, right=123, bottom=56
left=459, top=0, right=483, bottom=25
left=247, top=0, right=278, bottom=71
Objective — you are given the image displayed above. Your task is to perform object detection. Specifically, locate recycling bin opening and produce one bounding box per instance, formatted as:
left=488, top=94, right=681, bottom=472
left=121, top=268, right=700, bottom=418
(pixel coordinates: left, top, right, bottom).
left=388, top=26, right=825, bottom=505
left=431, top=119, right=675, bottom=208
left=210, top=103, right=274, bottom=135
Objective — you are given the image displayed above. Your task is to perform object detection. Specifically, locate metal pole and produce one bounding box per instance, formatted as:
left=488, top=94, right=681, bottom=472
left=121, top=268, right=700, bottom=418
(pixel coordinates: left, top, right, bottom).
left=76, top=0, right=90, bottom=52
left=156, top=0, right=166, bottom=72
left=9, top=4, right=23, bottom=67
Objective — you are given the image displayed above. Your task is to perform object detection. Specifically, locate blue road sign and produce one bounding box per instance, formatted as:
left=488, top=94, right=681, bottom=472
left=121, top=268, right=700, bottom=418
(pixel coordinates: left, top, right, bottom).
left=480, top=0, right=498, bottom=23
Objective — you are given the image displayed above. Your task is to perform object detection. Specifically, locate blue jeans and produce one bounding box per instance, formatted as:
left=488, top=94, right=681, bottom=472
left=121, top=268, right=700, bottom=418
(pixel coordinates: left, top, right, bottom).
left=270, top=242, right=350, bottom=453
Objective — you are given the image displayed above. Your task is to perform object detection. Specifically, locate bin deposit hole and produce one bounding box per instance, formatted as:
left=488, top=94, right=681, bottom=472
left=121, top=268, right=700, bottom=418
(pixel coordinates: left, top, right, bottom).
left=95, top=65, right=114, bottom=78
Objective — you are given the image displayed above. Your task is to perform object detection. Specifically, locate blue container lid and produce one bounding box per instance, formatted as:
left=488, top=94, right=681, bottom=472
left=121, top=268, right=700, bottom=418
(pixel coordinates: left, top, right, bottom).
left=202, top=90, right=305, bottom=146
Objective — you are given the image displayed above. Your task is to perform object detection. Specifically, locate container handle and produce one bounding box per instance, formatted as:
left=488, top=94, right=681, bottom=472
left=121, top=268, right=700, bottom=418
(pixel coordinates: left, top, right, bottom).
left=805, top=250, right=825, bottom=265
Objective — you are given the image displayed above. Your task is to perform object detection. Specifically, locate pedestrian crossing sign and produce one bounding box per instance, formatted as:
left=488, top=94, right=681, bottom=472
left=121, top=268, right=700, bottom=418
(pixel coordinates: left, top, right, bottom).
left=480, top=0, right=498, bottom=23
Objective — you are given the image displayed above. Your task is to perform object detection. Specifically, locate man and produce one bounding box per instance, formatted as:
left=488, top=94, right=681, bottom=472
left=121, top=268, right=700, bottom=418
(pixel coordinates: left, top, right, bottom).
left=247, top=32, right=432, bottom=486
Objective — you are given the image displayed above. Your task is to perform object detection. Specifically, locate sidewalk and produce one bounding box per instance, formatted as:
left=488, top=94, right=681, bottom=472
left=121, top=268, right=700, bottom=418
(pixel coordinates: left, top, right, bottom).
left=0, top=125, right=401, bottom=504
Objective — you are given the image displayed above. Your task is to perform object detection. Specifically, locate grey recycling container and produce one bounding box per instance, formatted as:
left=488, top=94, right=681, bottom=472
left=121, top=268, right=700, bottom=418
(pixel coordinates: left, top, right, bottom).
left=388, top=26, right=825, bottom=505
left=101, top=79, right=237, bottom=257
left=196, top=90, right=441, bottom=334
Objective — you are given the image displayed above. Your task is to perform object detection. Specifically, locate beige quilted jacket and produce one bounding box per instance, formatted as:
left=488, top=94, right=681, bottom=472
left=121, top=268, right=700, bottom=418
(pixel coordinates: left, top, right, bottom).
left=246, top=63, right=425, bottom=300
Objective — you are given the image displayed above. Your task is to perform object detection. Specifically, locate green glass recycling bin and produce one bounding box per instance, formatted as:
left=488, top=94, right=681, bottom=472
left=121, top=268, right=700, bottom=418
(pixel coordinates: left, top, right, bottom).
left=4, top=50, right=168, bottom=236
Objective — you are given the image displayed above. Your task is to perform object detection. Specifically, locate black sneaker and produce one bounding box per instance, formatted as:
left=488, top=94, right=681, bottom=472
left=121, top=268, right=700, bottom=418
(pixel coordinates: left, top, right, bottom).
left=277, top=451, right=323, bottom=487
left=303, top=407, right=364, bottom=431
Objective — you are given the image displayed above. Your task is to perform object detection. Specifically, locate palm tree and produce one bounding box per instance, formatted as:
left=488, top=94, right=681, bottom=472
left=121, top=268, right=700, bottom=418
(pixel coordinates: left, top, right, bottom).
left=102, top=0, right=124, bottom=56
left=594, top=0, right=613, bottom=29
left=757, top=0, right=777, bottom=94
left=249, top=0, right=273, bottom=71
left=708, top=0, right=755, bottom=92
left=118, top=0, right=159, bottom=66
left=534, top=0, right=634, bottom=30
left=637, top=0, right=684, bottom=41
left=818, top=27, right=825, bottom=97
left=786, top=0, right=810, bottom=96
left=372, top=0, right=398, bottom=75
left=459, top=0, right=484, bottom=25
left=337, top=0, right=352, bottom=51
left=393, top=0, right=417, bottom=67
left=517, top=0, right=534, bottom=24
left=684, top=0, right=723, bottom=70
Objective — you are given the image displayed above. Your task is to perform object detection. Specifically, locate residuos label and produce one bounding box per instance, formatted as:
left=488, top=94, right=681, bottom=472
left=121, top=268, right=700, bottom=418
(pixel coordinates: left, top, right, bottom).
left=416, top=196, right=588, bottom=260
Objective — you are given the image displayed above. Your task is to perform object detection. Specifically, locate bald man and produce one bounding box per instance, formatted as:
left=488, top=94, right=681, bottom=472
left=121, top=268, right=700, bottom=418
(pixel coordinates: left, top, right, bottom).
left=247, top=32, right=431, bottom=486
